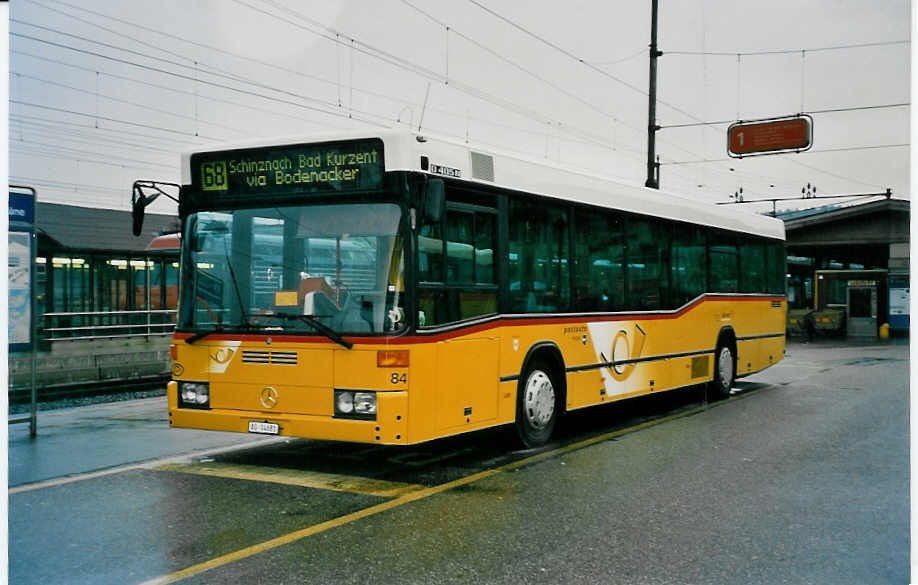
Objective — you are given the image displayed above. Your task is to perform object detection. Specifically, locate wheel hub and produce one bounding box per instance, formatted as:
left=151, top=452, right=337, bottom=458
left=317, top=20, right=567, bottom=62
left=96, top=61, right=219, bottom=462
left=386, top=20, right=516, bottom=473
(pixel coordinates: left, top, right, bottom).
left=524, top=370, right=555, bottom=429
left=719, top=347, right=733, bottom=387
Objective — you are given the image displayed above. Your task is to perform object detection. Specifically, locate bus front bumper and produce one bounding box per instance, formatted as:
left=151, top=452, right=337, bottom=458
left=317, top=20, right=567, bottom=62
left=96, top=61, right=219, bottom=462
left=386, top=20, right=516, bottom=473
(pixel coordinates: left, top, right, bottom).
left=168, top=388, right=409, bottom=445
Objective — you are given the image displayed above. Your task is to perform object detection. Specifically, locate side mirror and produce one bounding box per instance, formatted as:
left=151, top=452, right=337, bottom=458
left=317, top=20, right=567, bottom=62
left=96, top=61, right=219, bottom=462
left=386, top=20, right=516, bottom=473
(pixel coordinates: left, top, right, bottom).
left=131, top=181, right=181, bottom=236
left=423, top=178, right=445, bottom=223
left=131, top=183, right=147, bottom=236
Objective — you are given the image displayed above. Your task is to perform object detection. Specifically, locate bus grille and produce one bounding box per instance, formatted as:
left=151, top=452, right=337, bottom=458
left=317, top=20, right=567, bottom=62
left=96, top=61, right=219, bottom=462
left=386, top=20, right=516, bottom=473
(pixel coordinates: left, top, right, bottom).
left=241, top=350, right=298, bottom=365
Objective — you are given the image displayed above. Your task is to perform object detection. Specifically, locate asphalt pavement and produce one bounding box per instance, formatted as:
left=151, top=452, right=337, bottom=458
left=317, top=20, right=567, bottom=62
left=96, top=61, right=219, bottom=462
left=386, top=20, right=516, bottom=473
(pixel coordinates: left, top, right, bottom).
left=8, top=338, right=910, bottom=585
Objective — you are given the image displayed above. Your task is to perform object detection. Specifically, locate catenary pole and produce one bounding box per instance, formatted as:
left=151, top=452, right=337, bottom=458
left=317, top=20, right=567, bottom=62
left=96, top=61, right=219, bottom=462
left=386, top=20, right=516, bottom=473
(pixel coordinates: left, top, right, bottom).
left=645, top=0, right=661, bottom=189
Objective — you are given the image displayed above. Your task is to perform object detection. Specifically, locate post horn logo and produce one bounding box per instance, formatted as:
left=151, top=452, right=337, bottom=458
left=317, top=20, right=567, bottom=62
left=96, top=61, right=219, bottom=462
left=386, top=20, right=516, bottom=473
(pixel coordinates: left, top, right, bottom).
left=210, top=348, right=234, bottom=364
left=210, top=347, right=233, bottom=364
left=600, top=323, right=647, bottom=382
left=260, top=387, right=279, bottom=409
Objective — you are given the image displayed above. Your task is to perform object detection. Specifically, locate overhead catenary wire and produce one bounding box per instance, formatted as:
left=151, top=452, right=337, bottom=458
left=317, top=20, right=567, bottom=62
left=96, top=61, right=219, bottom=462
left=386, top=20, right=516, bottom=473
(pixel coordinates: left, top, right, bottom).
left=28, top=0, right=436, bottom=115
left=13, top=71, right=249, bottom=136
left=11, top=145, right=174, bottom=173
left=462, top=0, right=909, bottom=194
left=588, top=48, right=647, bottom=66
left=9, top=175, right=135, bottom=195
left=664, top=143, right=910, bottom=165
left=12, top=25, right=619, bottom=153
left=12, top=49, right=344, bottom=132
left=399, top=0, right=638, bottom=131
left=9, top=134, right=174, bottom=168
left=19, top=0, right=906, bottom=197
left=10, top=130, right=175, bottom=159
left=13, top=43, right=619, bottom=154
left=659, top=102, right=911, bottom=129
left=394, top=0, right=715, bottom=164
left=10, top=112, right=206, bottom=148
left=35, top=0, right=680, bottom=161
left=665, top=39, right=910, bottom=56
left=29, top=0, right=521, bottom=132
left=464, top=0, right=713, bottom=126
left=236, top=0, right=711, bottom=163
left=11, top=100, right=231, bottom=141
left=10, top=30, right=389, bottom=129
left=24, top=0, right=719, bottom=173
left=10, top=116, right=186, bottom=154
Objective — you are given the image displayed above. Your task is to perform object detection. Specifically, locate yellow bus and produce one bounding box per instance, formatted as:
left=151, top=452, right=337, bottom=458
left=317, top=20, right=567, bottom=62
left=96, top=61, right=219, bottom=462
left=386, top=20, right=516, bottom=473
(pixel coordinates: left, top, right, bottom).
left=132, top=130, right=786, bottom=448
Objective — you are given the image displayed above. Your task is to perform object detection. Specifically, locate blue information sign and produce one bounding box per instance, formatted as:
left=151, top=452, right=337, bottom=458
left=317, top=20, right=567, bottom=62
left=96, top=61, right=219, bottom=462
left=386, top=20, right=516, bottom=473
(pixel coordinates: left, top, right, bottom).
left=9, top=191, right=35, bottom=225
left=9, top=188, right=36, bottom=352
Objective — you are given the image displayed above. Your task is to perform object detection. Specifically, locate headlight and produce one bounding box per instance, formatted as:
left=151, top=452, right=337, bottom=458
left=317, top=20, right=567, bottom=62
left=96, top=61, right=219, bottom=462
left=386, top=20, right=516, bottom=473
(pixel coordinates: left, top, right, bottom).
left=334, top=390, right=376, bottom=420
left=178, top=382, right=210, bottom=409
left=353, top=392, right=377, bottom=415
left=336, top=391, right=354, bottom=414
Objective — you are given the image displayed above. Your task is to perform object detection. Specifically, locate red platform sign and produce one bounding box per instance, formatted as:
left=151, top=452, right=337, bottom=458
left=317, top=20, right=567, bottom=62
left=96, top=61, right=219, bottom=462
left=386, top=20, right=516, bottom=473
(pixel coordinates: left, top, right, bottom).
left=727, top=115, right=812, bottom=157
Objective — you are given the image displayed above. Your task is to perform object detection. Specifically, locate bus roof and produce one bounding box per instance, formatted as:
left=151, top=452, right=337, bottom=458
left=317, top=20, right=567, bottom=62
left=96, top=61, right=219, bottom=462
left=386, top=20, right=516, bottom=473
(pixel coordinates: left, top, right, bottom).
left=181, top=129, right=784, bottom=240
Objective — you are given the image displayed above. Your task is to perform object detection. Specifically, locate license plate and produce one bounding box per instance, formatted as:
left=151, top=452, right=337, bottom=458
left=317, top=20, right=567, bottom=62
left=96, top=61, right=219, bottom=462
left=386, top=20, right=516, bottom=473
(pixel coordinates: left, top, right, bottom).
left=248, top=421, right=279, bottom=435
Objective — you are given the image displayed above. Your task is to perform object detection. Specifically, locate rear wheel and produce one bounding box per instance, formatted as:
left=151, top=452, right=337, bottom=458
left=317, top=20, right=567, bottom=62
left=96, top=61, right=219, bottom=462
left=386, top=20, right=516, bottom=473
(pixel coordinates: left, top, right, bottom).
left=709, top=343, right=735, bottom=400
left=515, top=359, right=560, bottom=448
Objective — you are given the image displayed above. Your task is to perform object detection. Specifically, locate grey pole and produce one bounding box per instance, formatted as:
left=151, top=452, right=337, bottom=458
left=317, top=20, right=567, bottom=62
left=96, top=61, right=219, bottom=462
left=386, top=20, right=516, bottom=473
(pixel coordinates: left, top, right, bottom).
left=645, top=0, right=661, bottom=189
left=29, top=227, right=37, bottom=437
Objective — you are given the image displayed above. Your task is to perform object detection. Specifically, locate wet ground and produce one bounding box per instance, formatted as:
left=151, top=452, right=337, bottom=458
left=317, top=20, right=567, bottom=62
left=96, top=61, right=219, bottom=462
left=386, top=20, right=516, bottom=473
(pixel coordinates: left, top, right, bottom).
left=8, top=339, right=909, bottom=584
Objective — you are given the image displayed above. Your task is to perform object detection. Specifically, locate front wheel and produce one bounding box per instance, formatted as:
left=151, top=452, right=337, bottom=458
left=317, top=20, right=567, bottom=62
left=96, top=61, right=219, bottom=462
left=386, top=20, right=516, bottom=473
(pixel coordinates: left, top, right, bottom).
left=515, top=359, right=560, bottom=448
left=709, top=343, right=735, bottom=400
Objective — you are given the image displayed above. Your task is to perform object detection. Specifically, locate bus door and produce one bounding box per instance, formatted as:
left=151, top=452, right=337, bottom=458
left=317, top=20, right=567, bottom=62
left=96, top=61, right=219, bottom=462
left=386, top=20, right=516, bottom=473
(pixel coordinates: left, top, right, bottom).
left=421, top=193, right=500, bottom=433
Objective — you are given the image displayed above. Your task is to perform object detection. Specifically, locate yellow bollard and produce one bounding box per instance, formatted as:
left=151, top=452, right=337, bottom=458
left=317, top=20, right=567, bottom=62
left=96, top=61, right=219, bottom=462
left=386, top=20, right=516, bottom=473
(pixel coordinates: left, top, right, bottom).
left=879, top=323, right=890, bottom=339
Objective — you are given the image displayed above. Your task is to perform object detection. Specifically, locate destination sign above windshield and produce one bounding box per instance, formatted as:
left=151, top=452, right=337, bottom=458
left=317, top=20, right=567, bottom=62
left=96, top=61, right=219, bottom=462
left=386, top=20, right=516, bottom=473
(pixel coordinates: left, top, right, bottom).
left=189, top=138, right=384, bottom=196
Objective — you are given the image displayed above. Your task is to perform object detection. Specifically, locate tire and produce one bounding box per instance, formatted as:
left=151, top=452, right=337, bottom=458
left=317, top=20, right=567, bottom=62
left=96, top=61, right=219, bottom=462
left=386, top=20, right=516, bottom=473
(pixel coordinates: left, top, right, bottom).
left=515, top=359, right=560, bottom=448
left=709, top=342, right=735, bottom=400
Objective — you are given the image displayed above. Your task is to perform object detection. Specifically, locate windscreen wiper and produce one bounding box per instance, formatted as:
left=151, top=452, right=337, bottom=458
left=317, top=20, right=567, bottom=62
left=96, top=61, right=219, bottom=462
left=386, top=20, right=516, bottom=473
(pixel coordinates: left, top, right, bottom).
left=185, top=327, right=221, bottom=344
left=271, top=312, right=353, bottom=349
left=185, top=321, right=261, bottom=344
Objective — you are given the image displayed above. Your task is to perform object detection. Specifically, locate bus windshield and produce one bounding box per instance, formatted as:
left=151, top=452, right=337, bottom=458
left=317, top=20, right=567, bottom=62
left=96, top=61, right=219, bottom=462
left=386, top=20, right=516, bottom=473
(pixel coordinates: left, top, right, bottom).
left=179, top=203, right=406, bottom=335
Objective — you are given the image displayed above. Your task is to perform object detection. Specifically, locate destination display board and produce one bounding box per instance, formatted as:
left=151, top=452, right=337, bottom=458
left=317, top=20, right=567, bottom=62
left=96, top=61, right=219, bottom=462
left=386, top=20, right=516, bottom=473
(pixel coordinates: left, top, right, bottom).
left=727, top=116, right=812, bottom=157
left=189, top=138, right=385, bottom=196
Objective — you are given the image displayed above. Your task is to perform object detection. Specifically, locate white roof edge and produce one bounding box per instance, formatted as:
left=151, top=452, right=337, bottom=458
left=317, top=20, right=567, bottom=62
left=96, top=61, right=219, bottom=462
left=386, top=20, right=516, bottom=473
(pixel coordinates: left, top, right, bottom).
left=180, top=129, right=785, bottom=240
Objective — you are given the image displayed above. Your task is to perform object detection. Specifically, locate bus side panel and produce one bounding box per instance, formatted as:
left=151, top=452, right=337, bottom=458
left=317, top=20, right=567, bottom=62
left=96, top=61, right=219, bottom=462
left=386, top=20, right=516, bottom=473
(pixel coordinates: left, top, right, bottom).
left=737, top=339, right=760, bottom=377
left=434, top=337, right=500, bottom=433
left=756, top=336, right=785, bottom=372
left=566, top=369, right=606, bottom=410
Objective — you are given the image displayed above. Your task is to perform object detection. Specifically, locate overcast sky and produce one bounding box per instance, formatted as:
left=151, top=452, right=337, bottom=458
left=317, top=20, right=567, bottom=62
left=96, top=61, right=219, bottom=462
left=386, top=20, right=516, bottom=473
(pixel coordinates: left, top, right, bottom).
left=8, top=0, right=911, bottom=217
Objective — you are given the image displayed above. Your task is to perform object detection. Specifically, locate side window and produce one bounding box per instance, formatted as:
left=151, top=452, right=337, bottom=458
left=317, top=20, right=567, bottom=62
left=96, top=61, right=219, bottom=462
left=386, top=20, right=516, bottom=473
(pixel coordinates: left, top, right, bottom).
left=573, top=208, right=623, bottom=311
left=626, top=218, right=669, bottom=309
left=446, top=210, right=475, bottom=283
left=709, top=232, right=739, bottom=293
left=474, top=213, right=496, bottom=285
left=418, top=220, right=443, bottom=283
left=509, top=199, right=570, bottom=313
left=417, top=188, right=498, bottom=327
left=766, top=241, right=786, bottom=294
left=671, top=223, right=706, bottom=306
left=739, top=239, right=766, bottom=293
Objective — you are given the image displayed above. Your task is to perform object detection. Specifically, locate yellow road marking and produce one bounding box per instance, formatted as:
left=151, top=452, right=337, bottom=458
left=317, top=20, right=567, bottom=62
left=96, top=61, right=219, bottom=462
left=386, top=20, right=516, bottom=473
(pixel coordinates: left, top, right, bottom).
left=135, top=392, right=764, bottom=585
left=156, top=462, right=425, bottom=498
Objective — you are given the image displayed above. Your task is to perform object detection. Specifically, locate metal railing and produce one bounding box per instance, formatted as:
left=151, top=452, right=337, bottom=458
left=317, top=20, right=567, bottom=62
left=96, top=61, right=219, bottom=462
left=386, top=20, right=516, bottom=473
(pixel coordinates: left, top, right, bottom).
left=41, top=309, right=177, bottom=341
